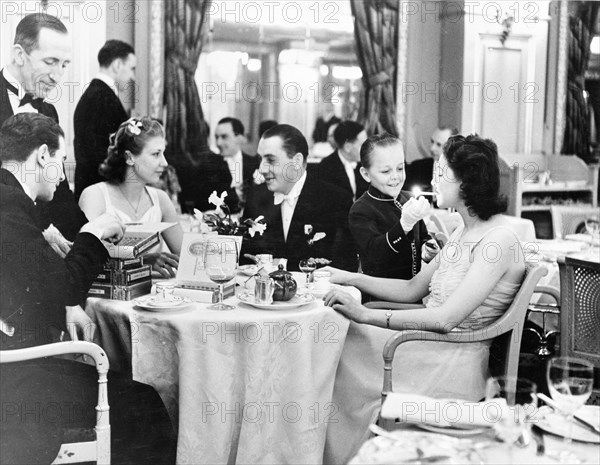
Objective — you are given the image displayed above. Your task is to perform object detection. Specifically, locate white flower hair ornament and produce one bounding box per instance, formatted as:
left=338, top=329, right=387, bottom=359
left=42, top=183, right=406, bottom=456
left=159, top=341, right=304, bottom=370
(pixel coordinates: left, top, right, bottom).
left=127, top=119, right=143, bottom=136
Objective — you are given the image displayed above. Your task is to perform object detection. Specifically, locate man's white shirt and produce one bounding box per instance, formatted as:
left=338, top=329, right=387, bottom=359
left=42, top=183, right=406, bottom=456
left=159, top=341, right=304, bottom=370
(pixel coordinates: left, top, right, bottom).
left=273, top=171, right=307, bottom=242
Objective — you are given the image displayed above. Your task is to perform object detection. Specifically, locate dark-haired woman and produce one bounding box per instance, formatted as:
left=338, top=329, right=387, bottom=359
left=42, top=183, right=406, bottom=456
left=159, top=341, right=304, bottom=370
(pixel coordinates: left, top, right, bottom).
left=323, top=134, right=526, bottom=400
left=349, top=134, right=434, bottom=281
left=79, top=117, right=182, bottom=277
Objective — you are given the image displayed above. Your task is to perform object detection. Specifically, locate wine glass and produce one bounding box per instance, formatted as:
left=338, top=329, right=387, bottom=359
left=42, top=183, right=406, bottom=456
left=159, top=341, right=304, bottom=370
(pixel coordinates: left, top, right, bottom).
left=203, top=239, right=237, bottom=310
left=485, top=377, right=537, bottom=463
left=299, top=259, right=317, bottom=289
left=546, top=356, right=594, bottom=462
left=584, top=213, right=599, bottom=250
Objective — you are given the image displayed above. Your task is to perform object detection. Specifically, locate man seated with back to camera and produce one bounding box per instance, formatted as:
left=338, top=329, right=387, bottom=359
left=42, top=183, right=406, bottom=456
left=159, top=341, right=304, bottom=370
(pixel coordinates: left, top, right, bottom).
left=0, top=113, right=176, bottom=465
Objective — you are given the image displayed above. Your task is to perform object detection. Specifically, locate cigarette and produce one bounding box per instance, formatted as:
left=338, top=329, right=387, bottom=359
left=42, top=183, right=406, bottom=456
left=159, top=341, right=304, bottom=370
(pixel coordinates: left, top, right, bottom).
left=414, top=191, right=436, bottom=197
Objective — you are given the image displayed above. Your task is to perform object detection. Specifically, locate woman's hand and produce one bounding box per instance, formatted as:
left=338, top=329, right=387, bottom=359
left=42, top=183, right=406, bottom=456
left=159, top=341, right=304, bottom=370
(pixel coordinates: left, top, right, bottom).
left=323, top=288, right=368, bottom=323
left=320, top=266, right=354, bottom=285
left=145, top=252, right=179, bottom=278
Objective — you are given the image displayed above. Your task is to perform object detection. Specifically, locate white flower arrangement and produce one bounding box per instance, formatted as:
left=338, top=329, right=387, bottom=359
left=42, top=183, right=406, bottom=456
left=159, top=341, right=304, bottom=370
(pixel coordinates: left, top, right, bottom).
left=196, top=191, right=267, bottom=237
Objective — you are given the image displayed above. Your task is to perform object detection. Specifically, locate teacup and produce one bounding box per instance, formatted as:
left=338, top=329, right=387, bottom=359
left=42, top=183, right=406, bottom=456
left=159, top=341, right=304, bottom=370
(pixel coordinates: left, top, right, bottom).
left=155, top=282, right=176, bottom=302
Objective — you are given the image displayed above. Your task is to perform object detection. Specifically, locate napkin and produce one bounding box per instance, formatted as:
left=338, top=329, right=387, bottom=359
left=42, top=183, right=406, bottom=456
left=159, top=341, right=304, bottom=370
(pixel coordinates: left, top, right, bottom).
left=380, top=393, right=508, bottom=428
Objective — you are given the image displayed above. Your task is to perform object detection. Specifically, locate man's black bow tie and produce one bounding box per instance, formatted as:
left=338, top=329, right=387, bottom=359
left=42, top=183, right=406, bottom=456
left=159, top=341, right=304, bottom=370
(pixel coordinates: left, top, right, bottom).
left=4, top=77, right=43, bottom=109
left=19, top=93, right=44, bottom=109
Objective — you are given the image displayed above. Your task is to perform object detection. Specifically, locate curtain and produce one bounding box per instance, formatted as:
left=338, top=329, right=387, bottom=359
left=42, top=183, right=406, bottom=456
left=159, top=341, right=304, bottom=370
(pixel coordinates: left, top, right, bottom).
left=562, top=2, right=600, bottom=163
left=350, top=0, right=399, bottom=136
left=164, top=0, right=212, bottom=167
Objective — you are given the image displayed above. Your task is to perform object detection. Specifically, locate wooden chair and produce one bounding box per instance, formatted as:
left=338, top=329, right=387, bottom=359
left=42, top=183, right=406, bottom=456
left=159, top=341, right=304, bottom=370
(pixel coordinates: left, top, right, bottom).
left=0, top=341, right=111, bottom=464
left=369, top=264, right=547, bottom=429
left=550, top=205, right=598, bottom=238
left=558, top=256, right=600, bottom=405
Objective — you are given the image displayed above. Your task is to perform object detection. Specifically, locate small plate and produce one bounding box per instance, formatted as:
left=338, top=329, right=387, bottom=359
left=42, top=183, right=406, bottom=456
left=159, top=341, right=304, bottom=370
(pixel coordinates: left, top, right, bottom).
left=417, top=423, right=489, bottom=437
left=536, top=405, right=600, bottom=444
left=134, top=295, right=193, bottom=312
left=238, top=291, right=316, bottom=310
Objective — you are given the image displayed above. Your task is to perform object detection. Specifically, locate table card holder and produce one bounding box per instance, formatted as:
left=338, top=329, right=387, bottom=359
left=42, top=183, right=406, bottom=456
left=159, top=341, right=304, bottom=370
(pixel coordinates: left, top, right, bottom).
left=176, top=233, right=242, bottom=290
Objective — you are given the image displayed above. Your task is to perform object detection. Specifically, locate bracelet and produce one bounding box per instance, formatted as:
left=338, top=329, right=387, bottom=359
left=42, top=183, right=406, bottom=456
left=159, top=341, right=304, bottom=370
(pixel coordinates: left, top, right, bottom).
left=385, top=312, right=393, bottom=329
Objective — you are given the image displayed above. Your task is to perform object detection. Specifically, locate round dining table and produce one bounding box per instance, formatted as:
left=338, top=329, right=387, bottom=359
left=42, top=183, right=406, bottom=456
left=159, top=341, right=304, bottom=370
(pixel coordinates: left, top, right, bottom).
left=86, top=274, right=357, bottom=465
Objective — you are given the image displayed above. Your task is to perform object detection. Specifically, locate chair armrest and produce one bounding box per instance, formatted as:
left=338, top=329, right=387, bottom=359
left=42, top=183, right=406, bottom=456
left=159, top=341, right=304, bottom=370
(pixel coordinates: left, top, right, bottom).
left=532, top=285, right=560, bottom=303
left=0, top=341, right=109, bottom=374
left=365, top=302, right=426, bottom=310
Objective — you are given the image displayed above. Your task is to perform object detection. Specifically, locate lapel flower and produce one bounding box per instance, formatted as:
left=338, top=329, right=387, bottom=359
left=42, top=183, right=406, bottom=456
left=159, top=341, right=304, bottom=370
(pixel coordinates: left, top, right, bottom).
left=127, top=119, right=143, bottom=136
left=247, top=215, right=267, bottom=237
left=305, top=224, right=326, bottom=245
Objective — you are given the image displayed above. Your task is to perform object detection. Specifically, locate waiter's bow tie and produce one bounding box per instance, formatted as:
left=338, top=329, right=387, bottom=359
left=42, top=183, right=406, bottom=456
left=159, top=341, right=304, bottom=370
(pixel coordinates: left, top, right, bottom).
left=19, top=93, right=43, bottom=108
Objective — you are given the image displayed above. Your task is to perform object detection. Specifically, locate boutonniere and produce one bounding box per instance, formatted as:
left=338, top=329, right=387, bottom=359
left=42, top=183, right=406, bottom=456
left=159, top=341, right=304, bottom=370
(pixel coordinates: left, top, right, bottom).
left=304, top=224, right=326, bottom=246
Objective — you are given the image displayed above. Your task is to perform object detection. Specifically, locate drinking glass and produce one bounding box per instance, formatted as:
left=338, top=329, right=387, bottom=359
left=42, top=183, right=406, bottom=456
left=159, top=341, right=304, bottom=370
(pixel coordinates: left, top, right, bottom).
left=546, top=356, right=594, bottom=462
left=299, top=259, right=317, bottom=289
left=584, top=213, right=599, bottom=250
left=203, top=239, right=238, bottom=310
left=485, top=377, right=537, bottom=463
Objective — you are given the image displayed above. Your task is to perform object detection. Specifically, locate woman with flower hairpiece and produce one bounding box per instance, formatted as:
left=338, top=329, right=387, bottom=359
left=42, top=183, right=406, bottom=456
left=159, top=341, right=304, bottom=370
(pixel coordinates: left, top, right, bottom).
left=79, top=117, right=183, bottom=277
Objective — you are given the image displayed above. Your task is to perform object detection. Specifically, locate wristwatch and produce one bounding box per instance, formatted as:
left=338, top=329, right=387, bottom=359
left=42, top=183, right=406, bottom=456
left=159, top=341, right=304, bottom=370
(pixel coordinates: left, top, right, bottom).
left=385, top=312, right=393, bottom=329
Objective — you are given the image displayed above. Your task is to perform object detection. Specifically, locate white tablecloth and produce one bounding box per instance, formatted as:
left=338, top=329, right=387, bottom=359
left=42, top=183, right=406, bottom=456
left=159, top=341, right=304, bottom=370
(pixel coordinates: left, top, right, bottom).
left=87, top=283, right=355, bottom=465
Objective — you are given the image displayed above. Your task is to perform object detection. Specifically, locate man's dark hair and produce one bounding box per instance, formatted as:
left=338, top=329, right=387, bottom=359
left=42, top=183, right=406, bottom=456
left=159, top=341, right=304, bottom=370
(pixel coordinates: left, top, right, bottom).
left=258, top=120, right=278, bottom=139
left=444, top=134, right=507, bottom=220
left=261, top=124, right=309, bottom=162
left=98, top=40, right=135, bottom=67
left=218, top=117, right=245, bottom=136
left=334, top=121, right=365, bottom=147
left=14, top=13, right=68, bottom=53
left=0, top=113, right=64, bottom=163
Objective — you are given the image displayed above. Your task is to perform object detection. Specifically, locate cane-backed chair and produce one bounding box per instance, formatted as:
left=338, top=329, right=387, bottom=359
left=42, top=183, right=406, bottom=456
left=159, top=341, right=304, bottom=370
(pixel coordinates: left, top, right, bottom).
left=558, top=256, right=600, bottom=405
left=0, top=341, right=111, bottom=464
left=550, top=205, right=599, bottom=238
left=368, top=264, right=548, bottom=429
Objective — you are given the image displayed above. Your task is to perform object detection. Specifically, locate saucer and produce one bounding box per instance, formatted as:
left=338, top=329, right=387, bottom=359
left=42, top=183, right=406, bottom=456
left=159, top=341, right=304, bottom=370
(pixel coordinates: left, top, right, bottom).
left=134, top=295, right=193, bottom=312
left=237, top=291, right=315, bottom=310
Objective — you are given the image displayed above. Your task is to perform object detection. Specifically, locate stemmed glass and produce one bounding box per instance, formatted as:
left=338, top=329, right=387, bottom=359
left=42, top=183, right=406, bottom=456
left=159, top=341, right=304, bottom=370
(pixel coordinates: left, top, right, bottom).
left=203, top=239, right=238, bottom=310
left=584, top=213, right=599, bottom=251
left=546, top=356, right=594, bottom=462
left=485, top=377, right=537, bottom=463
left=299, top=259, right=317, bottom=289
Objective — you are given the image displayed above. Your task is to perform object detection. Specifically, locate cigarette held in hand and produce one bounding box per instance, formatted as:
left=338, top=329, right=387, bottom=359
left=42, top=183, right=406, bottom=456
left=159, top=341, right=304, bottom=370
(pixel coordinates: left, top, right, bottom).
left=411, top=187, right=436, bottom=197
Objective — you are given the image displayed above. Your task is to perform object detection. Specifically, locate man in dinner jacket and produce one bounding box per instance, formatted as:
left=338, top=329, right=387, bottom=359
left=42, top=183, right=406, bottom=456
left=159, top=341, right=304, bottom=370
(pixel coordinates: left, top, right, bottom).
left=242, top=124, right=357, bottom=272
left=74, top=39, right=134, bottom=198
left=0, top=12, right=87, bottom=239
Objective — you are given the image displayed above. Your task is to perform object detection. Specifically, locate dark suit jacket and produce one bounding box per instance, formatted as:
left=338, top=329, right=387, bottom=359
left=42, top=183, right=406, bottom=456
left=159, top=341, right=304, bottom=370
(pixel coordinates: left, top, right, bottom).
left=240, top=152, right=260, bottom=204
left=314, top=150, right=369, bottom=200
left=242, top=174, right=358, bottom=271
left=177, top=152, right=240, bottom=213
left=74, top=78, right=128, bottom=198
left=0, top=71, right=88, bottom=240
left=349, top=186, right=427, bottom=280
left=0, top=169, right=108, bottom=349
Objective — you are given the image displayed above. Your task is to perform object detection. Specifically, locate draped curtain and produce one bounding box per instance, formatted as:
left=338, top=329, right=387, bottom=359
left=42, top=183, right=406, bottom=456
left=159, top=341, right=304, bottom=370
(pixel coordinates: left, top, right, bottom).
left=562, top=2, right=600, bottom=163
left=164, top=0, right=212, bottom=167
left=350, top=0, right=399, bottom=136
